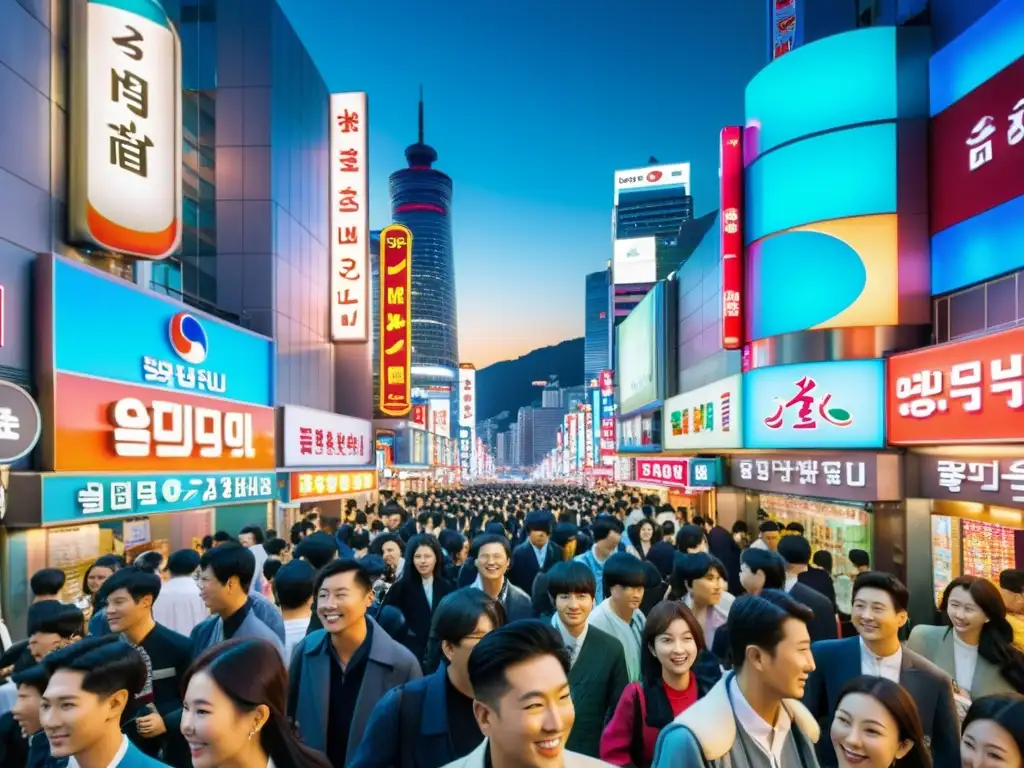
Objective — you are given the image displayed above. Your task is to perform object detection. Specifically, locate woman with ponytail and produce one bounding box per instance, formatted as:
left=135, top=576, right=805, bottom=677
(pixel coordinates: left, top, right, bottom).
left=180, top=637, right=331, bottom=768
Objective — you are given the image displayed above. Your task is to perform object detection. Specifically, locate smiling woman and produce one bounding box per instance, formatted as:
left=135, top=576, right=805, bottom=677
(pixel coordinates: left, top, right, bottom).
left=830, top=676, right=932, bottom=768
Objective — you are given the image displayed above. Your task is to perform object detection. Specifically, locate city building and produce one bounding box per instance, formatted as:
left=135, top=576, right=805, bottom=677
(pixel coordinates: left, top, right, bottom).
left=388, top=91, right=460, bottom=390
left=515, top=406, right=564, bottom=468
left=584, top=269, right=611, bottom=385
left=496, top=430, right=511, bottom=467
left=613, top=162, right=694, bottom=241
left=541, top=381, right=562, bottom=409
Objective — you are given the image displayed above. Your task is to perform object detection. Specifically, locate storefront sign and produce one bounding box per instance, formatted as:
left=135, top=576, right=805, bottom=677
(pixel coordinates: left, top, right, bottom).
left=280, top=404, right=371, bottom=467
left=286, top=469, right=377, bottom=502
left=744, top=360, right=885, bottom=449
left=411, top=403, right=427, bottom=428
left=913, top=454, right=1024, bottom=507
left=329, top=91, right=368, bottom=342
left=429, top=398, right=451, bottom=438
left=68, top=0, right=182, bottom=259
left=40, top=471, right=275, bottom=526
left=636, top=457, right=689, bottom=489
left=730, top=452, right=899, bottom=502
left=459, top=426, right=472, bottom=477
left=39, top=256, right=274, bottom=407
left=720, top=126, right=744, bottom=349
left=599, top=369, right=616, bottom=460
left=688, top=457, right=722, bottom=487
left=0, top=381, right=42, bottom=463
left=378, top=224, right=412, bottom=415
left=583, top=406, right=594, bottom=469
left=459, top=365, right=477, bottom=477
left=888, top=326, right=1024, bottom=445
left=664, top=374, right=742, bottom=450
left=52, top=372, right=275, bottom=472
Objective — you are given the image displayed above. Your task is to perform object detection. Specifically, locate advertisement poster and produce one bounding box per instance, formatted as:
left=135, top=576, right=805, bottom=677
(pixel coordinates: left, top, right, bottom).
left=720, top=126, right=744, bottom=349
left=771, top=0, right=798, bottom=60
left=663, top=374, right=742, bottom=451
left=378, top=224, right=413, bottom=416
left=616, top=290, right=658, bottom=415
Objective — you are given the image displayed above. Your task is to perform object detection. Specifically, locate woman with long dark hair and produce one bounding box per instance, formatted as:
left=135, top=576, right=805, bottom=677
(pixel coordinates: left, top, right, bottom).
left=626, top=518, right=657, bottom=561
left=908, top=575, right=1024, bottom=719
left=599, top=601, right=720, bottom=767
left=80, top=554, right=124, bottom=635
left=961, top=694, right=1024, bottom=768
left=381, top=534, right=454, bottom=664
left=830, top=675, right=932, bottom=768
left=181, top=637, right=331, bottom=768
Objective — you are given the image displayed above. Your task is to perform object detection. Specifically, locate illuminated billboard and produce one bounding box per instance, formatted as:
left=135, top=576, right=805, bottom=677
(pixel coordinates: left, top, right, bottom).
left=613, top=163, right=689, bottom=204
left=616, top=286, right=660, bottom=415
left=378, top=224, right=412, bottom=417
left=720, top=126, right=744, bottom=349
left=68, top=0, right=183, bottom=259
left=613, top=237, right=656, bottom=285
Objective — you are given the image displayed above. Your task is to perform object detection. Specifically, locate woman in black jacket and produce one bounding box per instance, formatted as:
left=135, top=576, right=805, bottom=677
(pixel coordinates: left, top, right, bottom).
left=381, top=534, right=454, bottom=664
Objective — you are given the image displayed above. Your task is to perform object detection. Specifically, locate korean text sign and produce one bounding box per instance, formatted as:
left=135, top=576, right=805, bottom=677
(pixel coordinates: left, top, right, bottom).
left=69, top=0, right=182, bottom=259
left=43, top=471, right=276, bottom=525
left=281, top=405, right=372, bottom=467
left=287, top=469, right=377, bottom=502
left=378, top=224, right=413, bottom=416
left=730, top=453, right=884, bottom=503
left=887, top=326, right=1024, bottom=445
left=720, top=126, right=744, bottom=349
left=330, top=92, right=369, bottom=342
left=635, top=457, right=689, bottom=490
left=743, top=359, right=885, bottom=449
left=663, top=374, right=742, bottom=451
left=916, top=454, right=1024, bottom=507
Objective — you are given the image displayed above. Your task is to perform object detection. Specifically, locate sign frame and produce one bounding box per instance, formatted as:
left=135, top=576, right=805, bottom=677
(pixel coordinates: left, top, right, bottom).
left=378, top=224, right=413, bottom=416
left=0, top=381, right=42, bottom=464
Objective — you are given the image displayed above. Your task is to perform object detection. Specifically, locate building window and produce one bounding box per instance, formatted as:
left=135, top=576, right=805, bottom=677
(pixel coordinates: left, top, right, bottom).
left=934, top=270, right=1024, bottom=344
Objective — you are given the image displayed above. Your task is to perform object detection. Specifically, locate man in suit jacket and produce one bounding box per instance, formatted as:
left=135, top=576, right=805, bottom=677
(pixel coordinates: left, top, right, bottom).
left=802, top=571, right=960, bottom=768
left=508, top=510, right=563, bottom=594
left=779, top=536, right=838, bottom=643
left=288, top=559, right=422, bottom=767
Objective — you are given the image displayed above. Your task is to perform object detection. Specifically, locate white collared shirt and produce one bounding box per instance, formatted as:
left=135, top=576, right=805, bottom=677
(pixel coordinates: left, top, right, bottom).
left=552, top=614, right=589, bottom=668
left=729, top=676, right=793, bottom=768
left=859, top=636, right=903, bottom=682
left=422, top=577, right=434, bottom=608
left=784, top=573, right=799, bottom=593
left=68, top=734, right=130, bottom=768
left=952, top=632, right=979, bottom=691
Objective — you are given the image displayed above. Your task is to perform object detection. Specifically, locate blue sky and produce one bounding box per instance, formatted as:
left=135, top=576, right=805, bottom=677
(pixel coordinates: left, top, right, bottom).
left=278, top=0, right=769, bottom=368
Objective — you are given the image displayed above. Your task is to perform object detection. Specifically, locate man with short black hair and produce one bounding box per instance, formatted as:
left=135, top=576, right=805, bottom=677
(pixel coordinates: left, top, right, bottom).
left=653, top=590, right=820, bottom=768
left=274, top=559, right=315, bottom=658
left=999, top=568, right=1024, bottom=649
left=438, top=619, right=606, bottom=768
left=289, top=558, right=421, bottom=766
left=11, top=664, right=52, bottom=768
left=848, top=549, right=870, bottom=573
left=238, top=525, right=269, bottom=595
left=509, top=510, right=562, bottom=594
left=27, top=602, right=83, bottom=662
left=802, top=571, right=960, bottom=767
left=29, top=568, right=66, bottom=604
left=472, top=534, right=534, bottom=621
left=152, top=549, right=206, bottom=638
left=749, top=520, right=781, bottom=551
left=574, top=515, right=623, bottom=603
left=587, top=553, right=646, bottom=682
left=41, top=635, right=167, bottom=767
left=777, top=536, right=838, bottom=644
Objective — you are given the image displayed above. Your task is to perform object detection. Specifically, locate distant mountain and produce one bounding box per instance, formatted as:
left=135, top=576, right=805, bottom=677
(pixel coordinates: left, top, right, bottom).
left=477, top=338, right=584, bottom=424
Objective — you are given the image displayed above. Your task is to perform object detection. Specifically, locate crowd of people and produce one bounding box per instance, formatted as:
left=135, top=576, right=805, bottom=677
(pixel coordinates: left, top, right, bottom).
left=0, top=485, right=1023, bottom=768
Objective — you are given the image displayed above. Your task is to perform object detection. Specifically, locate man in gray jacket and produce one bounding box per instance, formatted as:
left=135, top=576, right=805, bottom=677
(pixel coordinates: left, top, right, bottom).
left=652, top=590, right=820, bottom=768
left=190, top=543, right=284, bottom=657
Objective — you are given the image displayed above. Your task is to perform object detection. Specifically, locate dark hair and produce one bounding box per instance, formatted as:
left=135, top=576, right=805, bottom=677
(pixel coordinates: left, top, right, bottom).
left=133, top=551, right=164, bottom=574
left=640, top=601, right=710, bottom=728
left=213, top=530, right=235, bottom=544
left=758, top=521, right=781, bottom=534
left=999, top=569, right=1024, bottom=594
left=849, top=549, right=871, bottom=569
left=740, top=548, right=787, bottom=591
left=438, top=529, right=467, bottom=560
left=546, top=561, right=597, bottom=600
left=314, top=557, right=373, bottom=595
left=812, top=550, right=833, bottom=574
left=785, top=522, right=805, bottom=535
left=674, top=524, right=706, bottom=553
left=524, top=510, right=554, bottom=534
left=941, top=576, right=1024, bottom=690
left=837, top=676, right=933, bottom=768
left=82, top=555, right=124, bottom=597
left=200, top=542, right=256, bottom=591
left=349, top=531, right=370, bottom=552
left=853, top=571, right=910, bottom=614
left=201, top=535, right=215, bottom=550
left=264, top=538, right=289, bottom=557
left=42, top=635, right=147, bottom=699
left=963, top=694, right=1024, bottom=759
left=167, top=548, right=201, bottom=577
left=592, top=515, right=624, bottom=543
left=603, top=552, right=647, bottom=598
left=369, top=532, right=405, bottom=558
left=672, top=552, right=728, bottom=596
left=473, top=533, right=512, bottom=560
left=627, top=518, right=657, bottom=554
left=320, top=516, right=341, bottom=535
left=11, top=663, right=50, bottom=694
left=425, top=588, right=508, bottom=673
left=28, top=602, right=84, bottom=639
left=30, top=568, right=66, bottom=598
left=727, top=590, right=814, bottom=671
left=468, top=620, right=570, bottom=708
left=777, top=535, right=812, bottom=566
left=182, top=638, right=332, bottom=768
left=293, top=532, right=339, bottom=570
left=402, top=535, right=445, bottom=583
left=272, top=560, right=315, bottom=611
left=263, top=559, right=283, bottom=584
left=731, top=521, right=749, bottom=534
left=98, top=567, right=162, bottom=605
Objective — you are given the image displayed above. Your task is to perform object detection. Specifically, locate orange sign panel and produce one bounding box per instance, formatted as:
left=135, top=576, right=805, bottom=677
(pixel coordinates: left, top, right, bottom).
left=379, top=224, right=412, bottom=416
left=289, top=469, right=378, bottom=500
left=887, top=326, right=1024, bottom=445
left=52, top=371, right=276, bottom=471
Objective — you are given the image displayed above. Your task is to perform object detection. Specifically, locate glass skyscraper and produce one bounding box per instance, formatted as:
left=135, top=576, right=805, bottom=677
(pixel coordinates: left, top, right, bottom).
left=388, top=95, right=460, bottom=385
left=584, top=270, right=611, bottom=385
left=614, top=187, right=694, bottom=240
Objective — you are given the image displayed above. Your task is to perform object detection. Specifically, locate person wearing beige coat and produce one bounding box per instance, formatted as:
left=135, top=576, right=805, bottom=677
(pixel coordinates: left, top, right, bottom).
left=906, top=624, right=1019, bottom=699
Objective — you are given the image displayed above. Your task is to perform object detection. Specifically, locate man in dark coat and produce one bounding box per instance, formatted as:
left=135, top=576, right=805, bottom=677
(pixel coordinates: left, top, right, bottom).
left=508, top=510, right=563, bottom=594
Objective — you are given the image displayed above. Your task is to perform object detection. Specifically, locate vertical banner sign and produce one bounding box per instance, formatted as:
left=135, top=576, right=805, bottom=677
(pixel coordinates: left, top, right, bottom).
left=568, top=414, right=578, bottom=475
left=590, top=388, right=601, bottom=462
left=329, top=92, right=369, bottom=342
left=584, top=405, right=594, bottom=469
left=69, top=0, right=182, bottom=259
left=771, top=0, right=798, bottom=60
left=378, top=224, right=413, bottom=416
left=459, top=365, right=477, bottom=477
left=599, top=369, right=617, bottom=462
left=720, top=126, right=744, bottom=350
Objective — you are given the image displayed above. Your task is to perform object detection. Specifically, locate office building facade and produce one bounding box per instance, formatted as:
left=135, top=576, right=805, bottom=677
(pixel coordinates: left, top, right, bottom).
left=584, top=269, right=611, bottom=385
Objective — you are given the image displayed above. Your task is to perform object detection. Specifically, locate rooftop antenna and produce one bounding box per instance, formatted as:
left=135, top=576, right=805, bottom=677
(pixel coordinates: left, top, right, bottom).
left=418, top=84, right=424, bottom=145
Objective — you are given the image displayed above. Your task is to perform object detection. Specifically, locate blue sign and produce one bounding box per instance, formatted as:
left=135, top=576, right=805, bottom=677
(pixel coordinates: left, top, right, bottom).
left=743, top=360, right=885, bottom=449
left=688, top=457, right=722, bottom=487
left=932, top=195, right=1024, bottom=295
left=591, top=388, right=602, bottom=459
left=47, top=257, right=274, bottom=406
left=40, top=471, right=277, bottom=526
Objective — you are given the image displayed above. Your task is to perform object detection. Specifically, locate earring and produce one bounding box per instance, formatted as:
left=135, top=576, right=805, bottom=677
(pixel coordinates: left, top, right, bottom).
left=248, top=728, right=256, bottom=740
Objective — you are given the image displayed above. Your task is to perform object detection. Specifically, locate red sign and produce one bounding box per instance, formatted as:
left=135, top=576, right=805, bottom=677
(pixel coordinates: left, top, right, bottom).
left=411, top=404, right=427, bottom=427
left=379, top=224, right=412, bottom=417
left=635, top=457, right=690, bottom=489
left=887, top=326, right=1024, bottom=445
left=930, top=57, right=1024, bottom=235
left=599, top=369, right=614, bottom=397
left=720, top=126, right=744, bottom=350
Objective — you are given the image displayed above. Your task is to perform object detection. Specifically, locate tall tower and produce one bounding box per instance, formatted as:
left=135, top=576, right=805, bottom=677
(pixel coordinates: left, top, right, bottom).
left=388, top=88, right=459, bottom=391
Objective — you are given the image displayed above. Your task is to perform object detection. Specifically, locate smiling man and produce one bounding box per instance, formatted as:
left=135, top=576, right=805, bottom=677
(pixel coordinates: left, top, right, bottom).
left=440, top=619, right=608, bottom=768
left=472, top=534, right=535, bottom=621
left=288, top=558, right=421, bottom=767
left=40, top=635, right=168, bottom=768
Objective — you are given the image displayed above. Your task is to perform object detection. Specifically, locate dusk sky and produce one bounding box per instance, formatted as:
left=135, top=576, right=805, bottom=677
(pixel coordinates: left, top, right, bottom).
left=279, top=0, right=768, bottom=368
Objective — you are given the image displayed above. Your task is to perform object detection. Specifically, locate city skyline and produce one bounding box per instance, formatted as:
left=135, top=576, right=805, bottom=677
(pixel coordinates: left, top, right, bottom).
left=278, top=0, right=768, bottom=367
